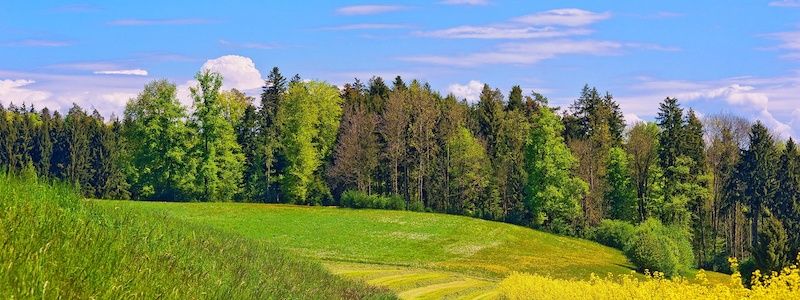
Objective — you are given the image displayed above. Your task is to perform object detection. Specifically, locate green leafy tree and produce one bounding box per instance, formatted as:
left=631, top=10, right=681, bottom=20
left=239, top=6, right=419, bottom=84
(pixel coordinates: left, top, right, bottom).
left=626, top=122, right=662, bottom=222
left=278, top=81, right=342, bottom=204
left=605, top=147, right=636, bottom=222
left=524, top=107, right=588, bottom=234
left=448, top=126, right=494, bottom=218
left=190, top=70, right=244, bottom=201
left=123, top=80, right=196, bottom=201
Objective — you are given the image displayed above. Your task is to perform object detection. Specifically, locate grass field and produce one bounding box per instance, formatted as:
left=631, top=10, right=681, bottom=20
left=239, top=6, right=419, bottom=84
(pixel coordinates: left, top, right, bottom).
left=0, top=174, right=393, bottom=299
left=100, top=201, right=727, bottom=298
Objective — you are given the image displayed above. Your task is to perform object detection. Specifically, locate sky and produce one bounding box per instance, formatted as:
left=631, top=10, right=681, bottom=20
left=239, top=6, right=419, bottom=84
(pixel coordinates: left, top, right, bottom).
left=2, top=1, right=800, bottom=138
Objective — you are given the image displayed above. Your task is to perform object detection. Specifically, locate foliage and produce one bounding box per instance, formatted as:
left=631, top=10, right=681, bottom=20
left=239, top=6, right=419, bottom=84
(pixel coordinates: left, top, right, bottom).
left=624, top=218, right=694, bottom=277
left=525, top=107, right=587, bottom=234
left=447, top=126, right=494, bottom=218
left=339, top=190, right=406, bottom=210
left=278, top=80, right=342, bottom=204
left=589, top=219, right=636, bottom=250
left=0, top=173, right=393, bottom=299
left=604, top=147, right=636, bottom=222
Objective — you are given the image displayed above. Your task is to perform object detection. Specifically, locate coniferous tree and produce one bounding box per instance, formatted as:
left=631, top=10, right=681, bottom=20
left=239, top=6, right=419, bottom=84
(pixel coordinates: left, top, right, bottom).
left=507, top=85, right=524, bottom=112
left=259, top=67, right=287, bottom=202
left=738, top=122, right=779, bottom=250
left=775, top=138, right=800, bottom=259
left=657, top=97, right=684, bottom=202
left=31, top=108, right=53, bottom=176
left=237, top=104, right=264, bottom=201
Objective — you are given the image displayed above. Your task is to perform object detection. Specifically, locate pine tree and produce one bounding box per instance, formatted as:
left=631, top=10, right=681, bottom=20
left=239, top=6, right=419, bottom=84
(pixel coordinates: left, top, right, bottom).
left=739, top=122, right=779, bottom=249
left=775, top=138, right=800, bottom=259
left=507, top=85, right=524, bottom=112
left=259, top=67, right=287, bottom=202
left=237, top=104, right=264, bottom=201
left=32, top=108, right=53, bottom=176
left=657, top=97, right=684, bottom=207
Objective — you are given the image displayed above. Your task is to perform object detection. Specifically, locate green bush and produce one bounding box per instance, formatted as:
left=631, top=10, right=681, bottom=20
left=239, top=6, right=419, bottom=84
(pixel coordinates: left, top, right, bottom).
left=339, top=190, right=406, bottom=211
left=623, top=218, right=694, bottom=277
left=590, top=219, right=636, bottom=250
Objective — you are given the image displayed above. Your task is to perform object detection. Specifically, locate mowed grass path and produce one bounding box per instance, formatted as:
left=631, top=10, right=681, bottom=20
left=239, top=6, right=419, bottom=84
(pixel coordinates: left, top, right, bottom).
left=100, top=201, right=645, bottom=298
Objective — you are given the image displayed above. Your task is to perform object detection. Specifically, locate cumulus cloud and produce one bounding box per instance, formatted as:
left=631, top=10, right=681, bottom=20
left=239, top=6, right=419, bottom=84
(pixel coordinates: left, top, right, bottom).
left=200, top=55, right=263, bottom=91
left=513, top=9, right=611, bottom=27
left=618, top=76, right=800, bottom=139
left=336, top=5, right=406, bottom=16
left=93, top=69, right=148, bottom=76
left=0, top=79, right=51, bottom=104
left=624, top=113, right=644, bottom=127
left=447, top=80, right=484, bottom=103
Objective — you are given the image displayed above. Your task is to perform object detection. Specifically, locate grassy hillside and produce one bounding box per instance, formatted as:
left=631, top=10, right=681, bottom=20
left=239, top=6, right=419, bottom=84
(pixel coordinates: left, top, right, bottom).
left=103, top=201, right=683, bottom=299
left=0, top=174, right=393, bottom=299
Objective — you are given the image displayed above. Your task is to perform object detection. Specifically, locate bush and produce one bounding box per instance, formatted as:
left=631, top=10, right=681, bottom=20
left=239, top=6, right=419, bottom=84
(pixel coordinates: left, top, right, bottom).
left=623, top=218, right=694, bottom=277
left=590, top=219, right=636, bottom=250
left=339, top=190, right=406, bottom=211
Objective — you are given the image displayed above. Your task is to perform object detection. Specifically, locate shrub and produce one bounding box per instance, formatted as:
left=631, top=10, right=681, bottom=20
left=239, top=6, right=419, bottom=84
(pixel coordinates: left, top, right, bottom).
left=589, top=219, right=636, bottom=250
left=623, top=218, right=694, bottom=277
left=339, top=190, right=406, bottom=211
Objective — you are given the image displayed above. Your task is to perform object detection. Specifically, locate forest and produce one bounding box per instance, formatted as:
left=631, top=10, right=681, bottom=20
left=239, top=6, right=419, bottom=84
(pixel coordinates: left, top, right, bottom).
left=1, top=67, right=799, bottom=278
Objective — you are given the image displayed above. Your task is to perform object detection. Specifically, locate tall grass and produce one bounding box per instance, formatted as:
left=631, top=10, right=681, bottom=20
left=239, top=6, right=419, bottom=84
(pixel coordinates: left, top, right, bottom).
left=0, top=172, right=394, bottom=299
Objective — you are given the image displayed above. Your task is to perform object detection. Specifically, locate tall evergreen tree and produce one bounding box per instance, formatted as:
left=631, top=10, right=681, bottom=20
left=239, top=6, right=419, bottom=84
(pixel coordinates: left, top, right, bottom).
left=237, top=104, right=264, bottom=201
left=657, top=97, right=685, bottom=207
left=259, top=67, right=287, bottom=202
left=739, top=122, right=779, bottom=249
left=507, top=85, right=524, bottom=112
left=775, top=138, right=800, bottom=259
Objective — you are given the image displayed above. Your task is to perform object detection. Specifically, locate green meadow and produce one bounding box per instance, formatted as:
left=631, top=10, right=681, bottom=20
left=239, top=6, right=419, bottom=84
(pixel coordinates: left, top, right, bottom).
left=0, top=174, right=393, bottom=299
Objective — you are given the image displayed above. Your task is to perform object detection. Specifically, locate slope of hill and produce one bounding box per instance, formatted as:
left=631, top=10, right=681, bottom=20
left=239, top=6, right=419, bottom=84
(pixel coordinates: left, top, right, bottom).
left=0, top=174, right=393, bottom=299
left=102, top=201, right=669, bottom=299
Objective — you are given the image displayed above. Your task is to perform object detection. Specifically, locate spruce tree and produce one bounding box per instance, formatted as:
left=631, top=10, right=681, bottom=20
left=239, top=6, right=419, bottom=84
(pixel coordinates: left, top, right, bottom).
left=775, top=138, right=800, bottom=259
left=739, top=122, right=779, bottom=249
left=507, top=85, right=524, bottom=112
left=259, top=67, right=287, bottom=202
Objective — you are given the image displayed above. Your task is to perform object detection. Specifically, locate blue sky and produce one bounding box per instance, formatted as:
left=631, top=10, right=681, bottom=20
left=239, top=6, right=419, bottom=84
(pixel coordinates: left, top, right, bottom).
left=2, top=1, right=800, bottom=137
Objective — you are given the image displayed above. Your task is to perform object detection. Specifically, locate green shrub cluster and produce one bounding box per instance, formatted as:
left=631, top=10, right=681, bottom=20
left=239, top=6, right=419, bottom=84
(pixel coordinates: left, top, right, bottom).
left=589, top=219, right=636, bottom=250
left=340, top=190, right=406, bottom=210
left=589, top=218, right=694, bottom=277
left=623, top=218, right=694, bottom=277
left=0, top=172, right=394, bottom=299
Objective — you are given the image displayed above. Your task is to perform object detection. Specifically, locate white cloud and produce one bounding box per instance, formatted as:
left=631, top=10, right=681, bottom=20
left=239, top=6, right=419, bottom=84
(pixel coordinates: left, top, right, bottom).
left=416, top=26, right=591, bottom=39
left=336, top=5, right=406, bottom=16
left=0, top=79, right=51, bottom=104
left=320, top=23, right=409, bottom=30
left=200, top=55, right=263, bottom=91
left=447, top=80, right=484, bottom=103
left=403, top=40, right=622, bottom=67
left=93, top=69, right=149, bottom=76
left=617, top=75, right=800, bottom=139
left=624, top=113, right=643, bottom=127
left=108, top=18, right=212, bottom=26
left=769, top=0, right=800, bottom=7
left=513, top=9, right=611, bottom=27
left=440, top=0, right=489, bottom=5
left=766, top=30, right=800, bottom=59
left=2, top=39, right=71, bottom=47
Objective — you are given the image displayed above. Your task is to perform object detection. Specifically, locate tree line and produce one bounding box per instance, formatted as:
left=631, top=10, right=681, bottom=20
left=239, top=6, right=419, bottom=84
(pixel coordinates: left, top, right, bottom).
left=1, top=67, right=798, bottom=274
